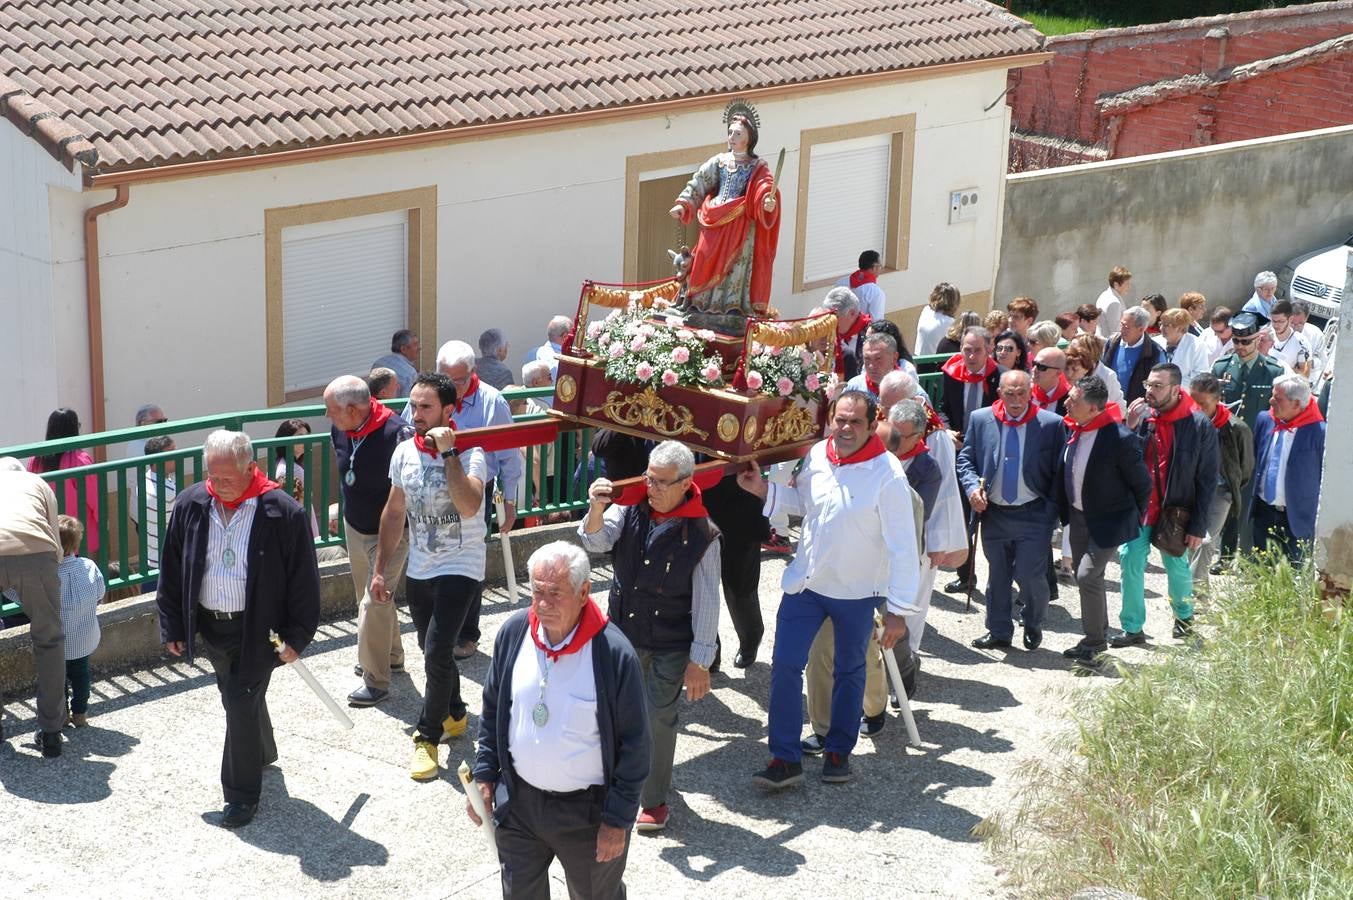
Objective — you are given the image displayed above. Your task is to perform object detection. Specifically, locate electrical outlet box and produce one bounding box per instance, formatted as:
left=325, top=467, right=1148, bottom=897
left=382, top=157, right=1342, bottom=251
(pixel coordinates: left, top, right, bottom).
left=949, top=188, right=979, bottom=224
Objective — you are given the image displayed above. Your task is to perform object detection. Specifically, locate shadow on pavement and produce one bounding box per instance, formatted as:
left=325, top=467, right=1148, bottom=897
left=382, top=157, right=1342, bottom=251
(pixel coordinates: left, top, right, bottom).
left=0, top=722, right=138, bottom=804
left=205, top=777, right=389, bottom=882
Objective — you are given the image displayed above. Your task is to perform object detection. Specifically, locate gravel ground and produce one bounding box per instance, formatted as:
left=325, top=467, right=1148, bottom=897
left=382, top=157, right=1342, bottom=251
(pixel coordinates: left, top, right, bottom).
left=1, top=535, right=1192, bottom=898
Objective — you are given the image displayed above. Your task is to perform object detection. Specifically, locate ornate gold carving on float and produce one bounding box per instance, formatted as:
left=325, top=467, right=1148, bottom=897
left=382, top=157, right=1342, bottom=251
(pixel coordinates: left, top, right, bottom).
left=556, top=375, right=578, bottom=404
left=754, top=404, right=816, bottom=449
left=585, top=388, right=710, bottom=441
left=716, top=413, right=740, bottom=443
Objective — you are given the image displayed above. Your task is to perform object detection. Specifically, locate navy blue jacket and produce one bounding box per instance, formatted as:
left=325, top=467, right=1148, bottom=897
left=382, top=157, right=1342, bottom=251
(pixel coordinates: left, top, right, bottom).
left=1057, top=421, right=1152, bottom=548
left=1132, top=408, right=1218, bottom=540
left=331, top=412, right=414, bottom=535
left=956, top=406, right=1066, bottom=512
left=1251, top=412, right=1325, bottom=539
left=156, top=482, right=320, bottom=683
left=474, top=610, right=651, bottom=830
left=903, top=449, right=942, bottom=523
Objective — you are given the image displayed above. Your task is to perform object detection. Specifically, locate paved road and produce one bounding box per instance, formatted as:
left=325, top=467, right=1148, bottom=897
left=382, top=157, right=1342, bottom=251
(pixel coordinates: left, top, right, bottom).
left=2, top=541, right=1189, bottom=898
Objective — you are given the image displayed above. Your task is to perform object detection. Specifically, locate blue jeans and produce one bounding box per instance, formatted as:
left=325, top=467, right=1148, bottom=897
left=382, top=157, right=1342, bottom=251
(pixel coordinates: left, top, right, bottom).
left=768, top=590, right=877, bottom=762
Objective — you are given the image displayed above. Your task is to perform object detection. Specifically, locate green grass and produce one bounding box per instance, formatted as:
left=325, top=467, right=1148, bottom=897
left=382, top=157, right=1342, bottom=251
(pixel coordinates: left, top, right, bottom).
left=1017, top=11, right=1109, bottom=35
left=984, top=556, right=1353, bottom=897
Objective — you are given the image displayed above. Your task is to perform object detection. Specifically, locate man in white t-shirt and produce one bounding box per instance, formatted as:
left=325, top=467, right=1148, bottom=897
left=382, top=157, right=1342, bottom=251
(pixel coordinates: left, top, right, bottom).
left=1289, top=301, right=1327, bottom=384
left=834, top=250, right=886, bottom=321
left=371, top=372, right=489, bottom=782
left=1095, top=266, right=1132, bottom=340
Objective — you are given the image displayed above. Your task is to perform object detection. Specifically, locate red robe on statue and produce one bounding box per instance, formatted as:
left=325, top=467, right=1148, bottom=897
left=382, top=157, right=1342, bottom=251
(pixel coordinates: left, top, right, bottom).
left=676, top=156, right=781, bottom=316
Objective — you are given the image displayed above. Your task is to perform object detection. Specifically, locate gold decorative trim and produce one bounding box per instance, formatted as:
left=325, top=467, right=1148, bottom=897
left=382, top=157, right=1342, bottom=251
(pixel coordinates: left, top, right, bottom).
left=716, top=413, right=739, bottom=443
left=585, top=387, right=709, bottom=440
left=743, top=415, right=759, bottom=446
left=584, top=280, right=681, bottom=310
left=748, top=313, right=837, bottom=348
left=754, top=404, right=818, bottom=449
left=556, top=374, right=577, bottom=404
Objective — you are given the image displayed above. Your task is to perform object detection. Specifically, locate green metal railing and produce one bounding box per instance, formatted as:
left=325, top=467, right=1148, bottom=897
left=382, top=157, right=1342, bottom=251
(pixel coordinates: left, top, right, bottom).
left=0, top=359, right=946, bottom=610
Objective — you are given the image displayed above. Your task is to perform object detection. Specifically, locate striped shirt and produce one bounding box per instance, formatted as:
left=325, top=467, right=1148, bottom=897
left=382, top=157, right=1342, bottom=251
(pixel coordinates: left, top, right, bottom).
left=59, top=555, right=105, bottom=660
left=198, top=497, right=257, bottom=612
left=144, top=471, right=176, bottom=568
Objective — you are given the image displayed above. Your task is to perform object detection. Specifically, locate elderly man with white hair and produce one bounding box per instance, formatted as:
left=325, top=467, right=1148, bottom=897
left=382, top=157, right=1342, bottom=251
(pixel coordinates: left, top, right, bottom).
left=525, top=315, right=573, bottom=380
left=437, top=339, right=524, bottom=661
left=1242, top=271, right=1279, bottom=317
left=1251, top=373, right=1326, bottom=563
left=156, top=430, right=320, bottom=828
left=323, top=375, right=415, bottom=707
left=823, top=286, right=870, bottom=381
left=1103, top=306, right=1162, bottom=407
left=580, top=440, right=720, bottom=832
left=475, top=328, right=515, bottom=390
left=469, top=541, right=650, bottom=899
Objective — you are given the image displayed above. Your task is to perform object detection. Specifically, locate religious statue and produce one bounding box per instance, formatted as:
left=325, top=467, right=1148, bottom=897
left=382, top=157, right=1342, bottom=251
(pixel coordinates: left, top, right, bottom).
left=669, top=102, right=782, bottom=333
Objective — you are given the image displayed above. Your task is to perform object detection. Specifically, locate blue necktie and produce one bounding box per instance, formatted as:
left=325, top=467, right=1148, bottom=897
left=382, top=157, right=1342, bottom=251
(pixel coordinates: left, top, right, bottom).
left=1002, top=424, right=1021, bottom=503
left=1263, top=429, right=1286, bottom=503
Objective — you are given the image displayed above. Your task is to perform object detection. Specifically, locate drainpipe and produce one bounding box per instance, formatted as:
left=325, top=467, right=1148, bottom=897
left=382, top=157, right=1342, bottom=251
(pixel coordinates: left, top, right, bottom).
left=82, top=183, right=129, bottom=449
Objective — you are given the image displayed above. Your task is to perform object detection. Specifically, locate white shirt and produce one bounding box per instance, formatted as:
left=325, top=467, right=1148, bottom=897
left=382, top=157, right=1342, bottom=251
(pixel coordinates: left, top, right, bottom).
left=1066, top=429, right=1100, bottom=511
left=1153, top=331, right=1209, bottom=385
left=915, top=306, right=952, bottom=356
left=508, top=623, right=605, bottom=793
left=199, top=497, right=257, bottom=612
left=1268, top=328, right=1313, bottom=377
left=143, top=470, right=176, bottom=568
left=922, top=427, right=968, bottom=554
left=834, top=276, right=886, bottom=321
left=1202, top=331, right=1233, bottom=366
left=763, top=441, right=920, bottom=615
left=388, top=441, right=489, bottom=580
left=1096, top=287, right=1124, bottom=339
left=275, top=458, right=321, bottom=538
left=1299, top=321, right=1327, bottom=382
left=1095, top=362, right=1126, bottom=415
left=1263, top=426, right=1295, bottom=508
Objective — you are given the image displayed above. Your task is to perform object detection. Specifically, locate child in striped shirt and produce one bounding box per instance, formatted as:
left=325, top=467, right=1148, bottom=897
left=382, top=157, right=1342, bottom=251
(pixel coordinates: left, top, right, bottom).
left=57, top=515, right=105, bottom=727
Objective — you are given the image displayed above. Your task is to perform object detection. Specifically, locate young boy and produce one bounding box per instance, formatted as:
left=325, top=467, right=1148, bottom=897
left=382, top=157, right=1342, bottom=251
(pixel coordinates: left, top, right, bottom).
left=57, top=515, right=104, bottom=727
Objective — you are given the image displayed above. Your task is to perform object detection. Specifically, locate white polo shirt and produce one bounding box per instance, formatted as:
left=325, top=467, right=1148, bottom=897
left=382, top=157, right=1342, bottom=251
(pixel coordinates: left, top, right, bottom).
left=507, top=623, right=605, bottom=792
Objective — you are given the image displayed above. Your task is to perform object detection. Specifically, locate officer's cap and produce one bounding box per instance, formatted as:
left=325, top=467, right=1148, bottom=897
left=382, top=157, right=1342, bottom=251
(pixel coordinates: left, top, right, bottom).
left=1230, top=312, right=1268, bottom=339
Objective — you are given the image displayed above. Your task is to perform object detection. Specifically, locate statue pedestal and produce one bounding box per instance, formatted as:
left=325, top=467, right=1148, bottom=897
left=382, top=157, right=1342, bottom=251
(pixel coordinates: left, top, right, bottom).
left=677, top=308, right=750, bottom=337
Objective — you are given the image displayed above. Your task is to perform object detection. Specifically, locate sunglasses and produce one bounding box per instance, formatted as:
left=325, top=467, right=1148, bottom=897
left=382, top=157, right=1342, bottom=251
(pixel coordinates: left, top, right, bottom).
left=995, top=344, right=1017, bottom=354
left=1033, top=362, right=1063, bottom=373
left=1232, top=336, right=1259, bottom=346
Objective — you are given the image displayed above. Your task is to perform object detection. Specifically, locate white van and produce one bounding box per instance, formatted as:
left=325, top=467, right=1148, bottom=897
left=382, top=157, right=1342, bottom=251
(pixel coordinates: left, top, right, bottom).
left=1277, top=231, right=1352, bottom=326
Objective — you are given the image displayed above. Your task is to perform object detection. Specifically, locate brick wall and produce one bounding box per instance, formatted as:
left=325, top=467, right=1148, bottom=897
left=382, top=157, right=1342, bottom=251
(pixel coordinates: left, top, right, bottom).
left=1009, top=1, right=1353, bottom=168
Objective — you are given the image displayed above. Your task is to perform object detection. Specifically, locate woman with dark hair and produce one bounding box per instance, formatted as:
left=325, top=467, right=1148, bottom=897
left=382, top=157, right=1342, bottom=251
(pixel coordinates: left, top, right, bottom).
left=1142, top=293, right=1167, bottom=335
left=992, top=329, right=1030, bottom=373
left=27, top=407, right=100, bottom=553
left=936, top=310, right=982, bottom=355
left=270, top=421, right=347, bottom=561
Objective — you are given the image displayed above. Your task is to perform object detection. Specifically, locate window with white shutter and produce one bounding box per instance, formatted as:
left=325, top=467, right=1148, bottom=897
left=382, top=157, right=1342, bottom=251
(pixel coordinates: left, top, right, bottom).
left=280, top=211, right=409, bottom=396
left=793, top=115, right=916, bottom=293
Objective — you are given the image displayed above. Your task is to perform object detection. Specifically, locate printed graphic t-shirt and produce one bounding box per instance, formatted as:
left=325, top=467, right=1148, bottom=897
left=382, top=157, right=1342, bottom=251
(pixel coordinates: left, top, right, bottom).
left=388, top=440, right=489, bottom=580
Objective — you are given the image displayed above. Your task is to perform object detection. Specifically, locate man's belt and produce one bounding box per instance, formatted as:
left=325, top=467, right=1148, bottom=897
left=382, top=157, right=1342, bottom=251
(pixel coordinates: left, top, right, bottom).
left=198, top=606, right=243, bottom=620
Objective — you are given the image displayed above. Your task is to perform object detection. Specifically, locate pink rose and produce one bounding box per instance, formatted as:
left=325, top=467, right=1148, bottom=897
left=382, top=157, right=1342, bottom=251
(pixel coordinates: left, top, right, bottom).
left=608, top=342, right=624, bottom=358
left=636, top=362, right=654, bottom=380
left=629, top=334, right=647, bottom=352
left=676, top=329, right=695, bottom=341
left=776, top=377, right=793, bottom=396
left=697, top=329, right=717, bottom=341
left=800, top=349, right=815, bottom=365
left=746, top=370, right=764, bottom=391
left=587, top=321, right=604, bottom=339
left=702, top=363, right=721, bottom=381
left=662, top=369, right=679, bottom=387
left=639, top=324, right=656, bottom=337
left=671, top=346, right=690, bottom=364
left=768, top=345, right=783, bottom=356
left=598, top=332, right=611, bottom=346
left=805, top=373, right=821, bottom=391
left=606, top=308, right=621, bottom=321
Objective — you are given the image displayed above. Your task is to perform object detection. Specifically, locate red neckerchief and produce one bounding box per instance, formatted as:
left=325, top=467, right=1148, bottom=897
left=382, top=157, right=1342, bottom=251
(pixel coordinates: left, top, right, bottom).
left=1032, top=374, right=1070, bottom=408
left=941, top=353, right=996, bottom=384
left=834, top=313, right=872, bottom=375
left=1274, top=397, right=1324, bottom=432
left=528, top=597, right=609, bottom=663
left=453, top=373, right=481, bottom=414
left=826, top=433, right=887, bottom=466
left=206, top=466, right=280, bottom=511
left=1063, top=405, right=1122, bottom=442
left=849, top=269, right=877, bottom=289
left=991, top=399, right=1037, bottom=427
left=1153, top=389, right=1199, bottom=426
left=347, top=397, right=393, bottom=439
left=649, top=483, right=710, bottom=523
left=411, top=425, right=455, bottom=458
left=1210, top=403, right=1232, bottom=429
left=865, top=375, right=880, bottom=396
left=896, top=438, right=930, bottom=462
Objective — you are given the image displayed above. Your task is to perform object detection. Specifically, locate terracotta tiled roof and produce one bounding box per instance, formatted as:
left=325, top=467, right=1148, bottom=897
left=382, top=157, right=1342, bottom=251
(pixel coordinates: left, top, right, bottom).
left=0, top=0, right=1043, bottom=177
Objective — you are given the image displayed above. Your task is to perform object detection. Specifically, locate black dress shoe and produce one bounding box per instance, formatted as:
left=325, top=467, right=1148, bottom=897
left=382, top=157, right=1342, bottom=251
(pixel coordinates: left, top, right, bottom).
left=34, top=730, right=61, bottom=758
left=1062, top=642, right=1107, bottom=663
left=971, top=632, right=1013, bottom=650
left=1108, top=629, right=1147, bottom=648
left=1172, top=617, right=1195, bottom=639
left=944, top=578, right=973, bottom=594
left=1023, top=626, right=1043, bottom=651
left=220, top=802, right=258, bottom=829
left=733, top=649, right=757, bottom=669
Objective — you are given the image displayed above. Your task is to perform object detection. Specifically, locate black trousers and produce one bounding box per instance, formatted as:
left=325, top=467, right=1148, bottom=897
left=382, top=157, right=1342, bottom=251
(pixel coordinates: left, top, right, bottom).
left=955, top=491, right=976, bottom=586
left=458, top=486, right=497, bottom=645
left=407, top=574, right=477, bottom=742
left=498, top=779, right=628, bottom=900
left=198, top=612, right=277, bottom=806
left=1252, top=498, right=1304, bottom=564
left=721, top=539, right=763, bottom=655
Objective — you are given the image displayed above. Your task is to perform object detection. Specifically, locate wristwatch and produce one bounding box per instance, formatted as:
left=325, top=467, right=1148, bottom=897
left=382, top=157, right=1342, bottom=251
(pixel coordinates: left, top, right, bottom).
left=440, top=447, right=460, bottom=459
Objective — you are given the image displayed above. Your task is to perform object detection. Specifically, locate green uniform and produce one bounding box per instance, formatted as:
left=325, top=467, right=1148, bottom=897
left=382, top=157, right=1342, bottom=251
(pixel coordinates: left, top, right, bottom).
left=1211, top=353, right=1284, bottom=428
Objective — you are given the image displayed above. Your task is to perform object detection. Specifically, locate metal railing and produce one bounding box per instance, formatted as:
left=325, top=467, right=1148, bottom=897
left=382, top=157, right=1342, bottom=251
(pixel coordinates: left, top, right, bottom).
left=0, top=358, right=947, bottom=605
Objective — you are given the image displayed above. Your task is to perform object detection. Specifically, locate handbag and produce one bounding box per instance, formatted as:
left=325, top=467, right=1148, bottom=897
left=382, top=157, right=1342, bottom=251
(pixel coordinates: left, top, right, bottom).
left=1146, top=423, right=1191, bottom=557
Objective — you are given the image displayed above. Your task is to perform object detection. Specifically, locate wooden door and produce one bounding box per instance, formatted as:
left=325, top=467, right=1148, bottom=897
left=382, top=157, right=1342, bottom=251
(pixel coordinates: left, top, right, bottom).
left=636, top=173, right=699, bottom=284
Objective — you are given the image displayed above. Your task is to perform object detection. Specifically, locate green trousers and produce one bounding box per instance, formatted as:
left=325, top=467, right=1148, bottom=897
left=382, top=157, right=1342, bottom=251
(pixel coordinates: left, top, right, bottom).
left=1118, top=524, right=1194, bottom=633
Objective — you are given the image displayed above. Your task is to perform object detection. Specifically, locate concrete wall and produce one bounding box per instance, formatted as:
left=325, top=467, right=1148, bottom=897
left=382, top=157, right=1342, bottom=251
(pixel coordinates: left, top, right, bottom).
left=1315, top=254, right=1353, bottom=603
left=0, top=521, right=579, bottom=694
left=13, top=64, right=1015, bottom=444
left=0, top=120, right=84, bottom=441
left=994, top=124, right=1353, bottom=316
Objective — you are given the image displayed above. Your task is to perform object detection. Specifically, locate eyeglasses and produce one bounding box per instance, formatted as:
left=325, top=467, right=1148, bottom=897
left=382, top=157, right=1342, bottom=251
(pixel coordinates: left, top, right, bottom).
left=643, top=473, right=686, bottom=489
left=1142, top=381, right=1173, bottom=391
left=1032, top=362, right=1063, bottom=373
left=995, top=344, right=1017, bottom=354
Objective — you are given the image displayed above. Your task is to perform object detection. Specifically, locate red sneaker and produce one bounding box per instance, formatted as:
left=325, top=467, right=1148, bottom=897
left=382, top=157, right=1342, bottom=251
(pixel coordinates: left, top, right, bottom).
left=635, top=804, right=669, bottom=832
left=761, top=530, right=792, bottom=554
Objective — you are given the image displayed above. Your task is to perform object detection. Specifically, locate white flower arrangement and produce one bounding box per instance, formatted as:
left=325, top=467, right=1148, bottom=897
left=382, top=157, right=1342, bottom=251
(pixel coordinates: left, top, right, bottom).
left=742, top=339, right=832, bottom=401
left=580, top=301, right=725, bottom=390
